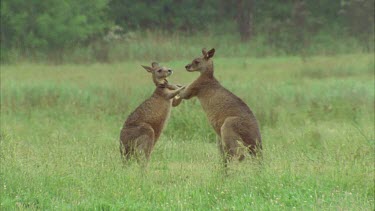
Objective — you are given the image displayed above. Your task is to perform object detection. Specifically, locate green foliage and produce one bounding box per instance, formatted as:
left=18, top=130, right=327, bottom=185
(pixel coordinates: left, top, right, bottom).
left=1, top=0, right=109, bottom=59
left=1, top=54, right=374, bottom=209
left=341, top=0, right=375, bottom=50
left=1, top=0, right=374, bottom=63
left=109, top=0, right=220, bottom=31
left=0, top=30, right=368, bottom=64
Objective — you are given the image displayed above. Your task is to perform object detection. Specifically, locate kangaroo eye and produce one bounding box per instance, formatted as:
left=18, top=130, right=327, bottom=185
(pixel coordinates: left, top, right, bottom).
left=194, top=60, right=200, bottom=64
left=157, top=69, right=162, bottom=73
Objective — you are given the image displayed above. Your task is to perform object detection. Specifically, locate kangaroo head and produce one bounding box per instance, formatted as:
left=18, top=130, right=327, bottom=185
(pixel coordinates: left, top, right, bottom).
left=185, top=48, right=215, bottom=73
left=142, top=62, right=173, bottom=86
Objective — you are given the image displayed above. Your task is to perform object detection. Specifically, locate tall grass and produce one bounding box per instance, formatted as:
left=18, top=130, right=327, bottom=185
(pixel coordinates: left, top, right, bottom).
left=1, top=54, right=374, bottom=209
left=3, top=31, right=370, bottom=64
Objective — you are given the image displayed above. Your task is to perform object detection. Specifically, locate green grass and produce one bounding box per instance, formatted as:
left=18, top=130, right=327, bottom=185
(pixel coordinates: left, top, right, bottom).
left=3, top=30, right=370, bottom=64
left=1, top=53, right=374, bottom=210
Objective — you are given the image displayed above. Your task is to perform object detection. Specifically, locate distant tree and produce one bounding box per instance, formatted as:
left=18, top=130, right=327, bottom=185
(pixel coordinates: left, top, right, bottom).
left=1, top=0, right=373, bottom=63
left=341, top=0, right=375, bottom=51
left=108, top=0, right=218, bottom=32
left=1, top=0, right=110, bottom=62
left=254, top=1, right=294, bottom=50
left=290, top=0, right=310, bottom=59
left=236, top=0, right=254, bottom=41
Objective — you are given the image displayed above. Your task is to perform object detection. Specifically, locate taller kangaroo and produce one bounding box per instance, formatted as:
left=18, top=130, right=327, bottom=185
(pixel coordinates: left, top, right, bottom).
left=174, top=48, right=262, bottom=165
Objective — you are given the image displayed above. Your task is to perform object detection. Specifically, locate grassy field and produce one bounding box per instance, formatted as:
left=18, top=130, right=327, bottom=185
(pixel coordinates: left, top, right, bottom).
left=1, top=54, right=374, bottom=210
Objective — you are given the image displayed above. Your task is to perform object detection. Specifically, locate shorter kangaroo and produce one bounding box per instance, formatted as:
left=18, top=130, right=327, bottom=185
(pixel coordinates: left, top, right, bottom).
left=120, top=62, right=184, bottom=164
left=174, top=48, right=262, bottom=166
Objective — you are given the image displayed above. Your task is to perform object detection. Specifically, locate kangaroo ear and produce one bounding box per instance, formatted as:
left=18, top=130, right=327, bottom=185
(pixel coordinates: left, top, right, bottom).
left=206, top=48, right=215, bottom=59
left=151, top=62, right=160, bottom=68
left=202, top=48, right=207, bottom=57
left=141, top=65, right=153, bottom=72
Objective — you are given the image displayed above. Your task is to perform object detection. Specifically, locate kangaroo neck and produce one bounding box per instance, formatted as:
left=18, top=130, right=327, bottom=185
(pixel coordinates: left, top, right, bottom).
left=151, top=78, right=167, bottom=98
left=199, top=66, right=214, bottom=80
left=153, top=87, right=166, bottom=99
left=153, top=78, right=167, bottom=87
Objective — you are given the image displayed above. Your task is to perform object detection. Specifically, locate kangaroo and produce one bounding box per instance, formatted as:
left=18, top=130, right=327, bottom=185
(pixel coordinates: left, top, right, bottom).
left=120, top=62, right=185, bottom=164
left=173, top=48, right=262, bottom=165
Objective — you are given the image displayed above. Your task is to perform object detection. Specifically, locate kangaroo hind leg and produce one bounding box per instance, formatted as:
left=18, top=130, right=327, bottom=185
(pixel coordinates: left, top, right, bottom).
left=120, top=124, right=155, bottom=165
left=220, top=117, right=246, bottom=163
left=236, top=120, right=262, bottom=158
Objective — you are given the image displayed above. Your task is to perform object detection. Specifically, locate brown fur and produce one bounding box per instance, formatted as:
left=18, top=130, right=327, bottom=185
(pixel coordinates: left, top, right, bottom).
left=120, top=62, right=184, bottom=164
left=174, top=48, right=262, bottom=165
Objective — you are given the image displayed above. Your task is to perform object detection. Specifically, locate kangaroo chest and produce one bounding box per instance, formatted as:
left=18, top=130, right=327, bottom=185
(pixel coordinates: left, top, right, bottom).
left=146, top=99, right=172, bottom=138
left=126, top=96, right=171, bottom=139
left=197, top=91, right=227, bottom=134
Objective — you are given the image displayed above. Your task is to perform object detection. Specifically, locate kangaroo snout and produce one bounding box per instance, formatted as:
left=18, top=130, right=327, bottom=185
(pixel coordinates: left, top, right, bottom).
left=185, top=64, right=192, bottom=71
left=167, top=69, right=173, bottom=76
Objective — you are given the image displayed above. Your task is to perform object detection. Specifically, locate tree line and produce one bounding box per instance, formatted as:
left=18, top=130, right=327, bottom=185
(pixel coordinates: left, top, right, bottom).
left=1, top=0, right=373, bottom=62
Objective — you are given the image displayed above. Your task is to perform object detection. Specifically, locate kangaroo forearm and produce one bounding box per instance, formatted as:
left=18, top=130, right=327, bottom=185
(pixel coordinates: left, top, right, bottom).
left=166, top=87, right=185, bottom=99
left=166, top=84, right=179, bottom=90
left=172, top=97, right=182, bottom=107
left=179, top=89, right=194, bottom=99
left=167, top=92, right=179, bottom=99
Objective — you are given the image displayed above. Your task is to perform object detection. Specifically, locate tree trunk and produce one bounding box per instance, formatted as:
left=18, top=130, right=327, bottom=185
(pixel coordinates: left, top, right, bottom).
left=291, top=0, right=309, bottom=61
left=237, top=0, right=254, bottom=42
